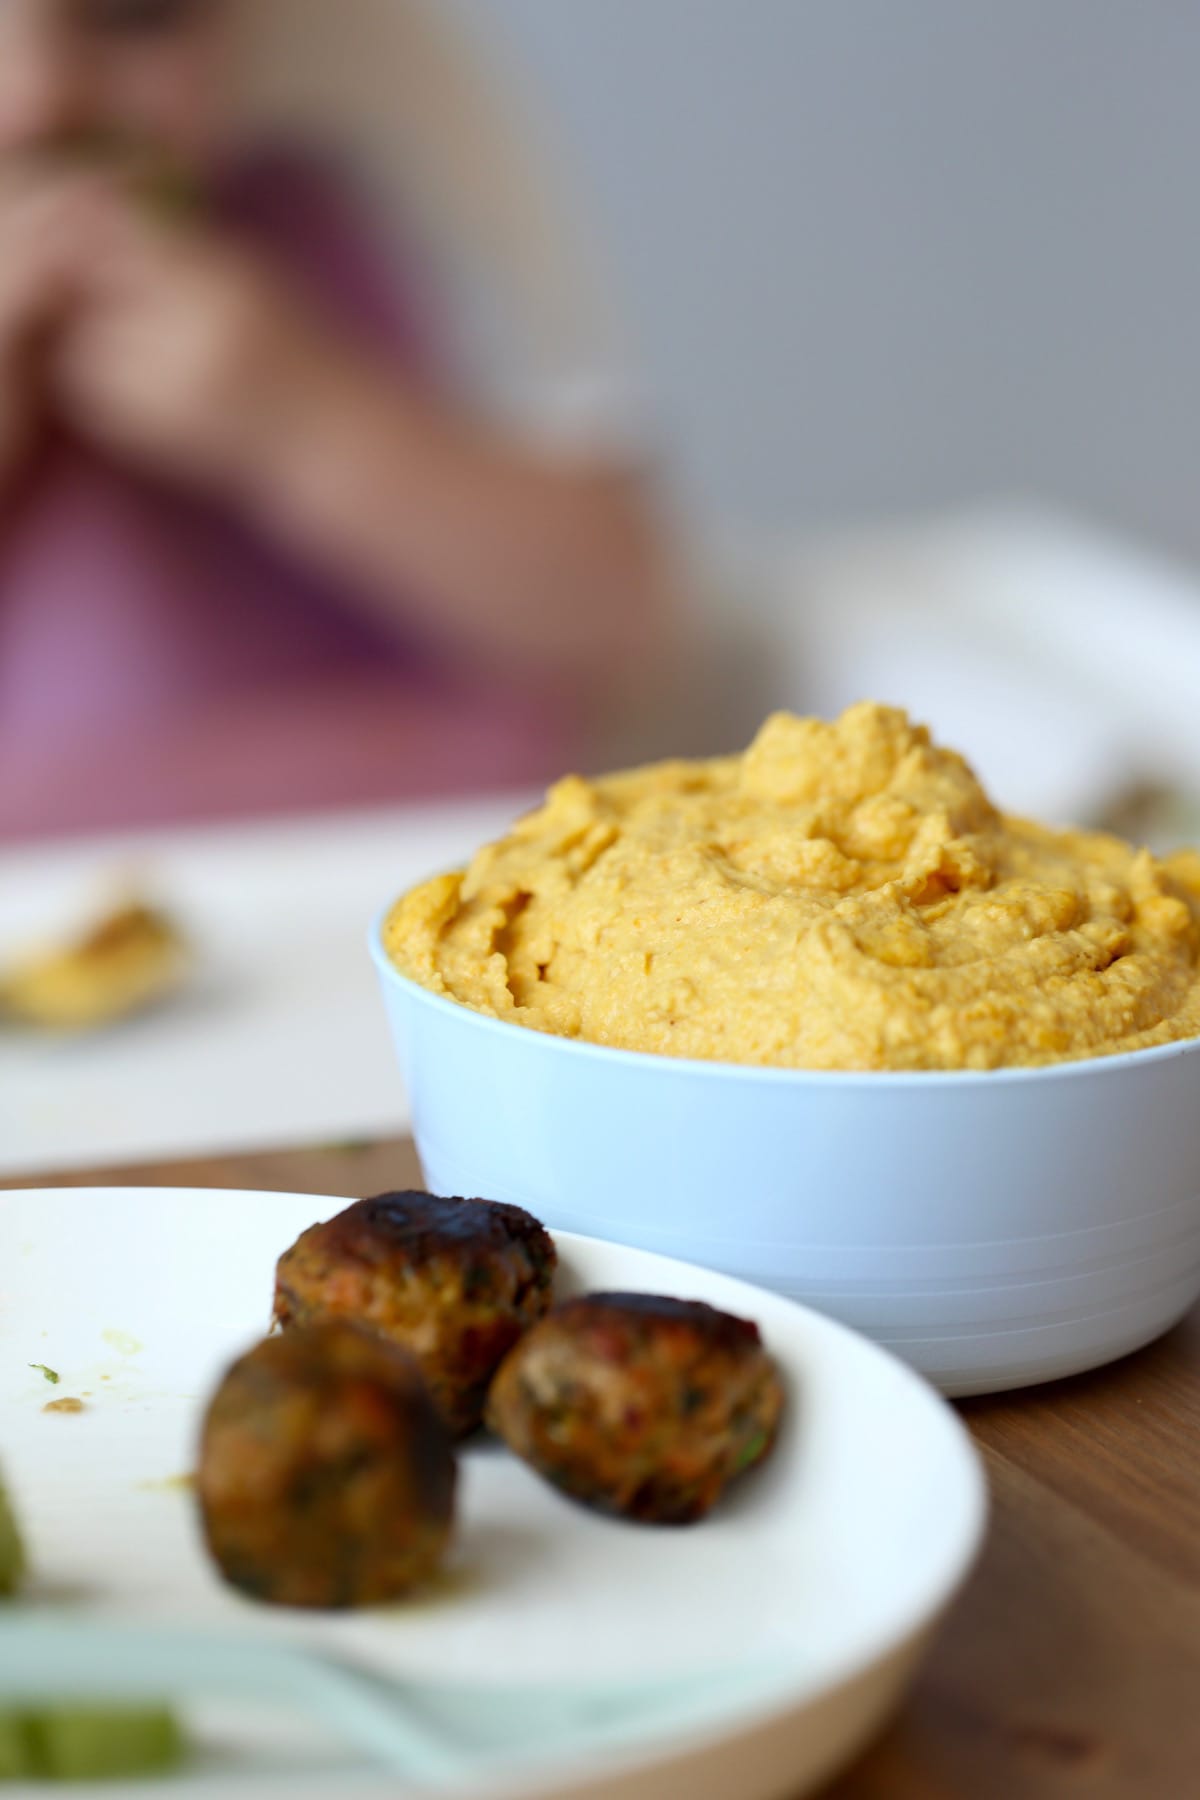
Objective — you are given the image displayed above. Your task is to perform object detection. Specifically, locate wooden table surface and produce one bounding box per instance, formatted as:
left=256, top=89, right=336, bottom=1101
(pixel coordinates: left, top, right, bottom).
left=6, top=1138, right=1199, bottom=1800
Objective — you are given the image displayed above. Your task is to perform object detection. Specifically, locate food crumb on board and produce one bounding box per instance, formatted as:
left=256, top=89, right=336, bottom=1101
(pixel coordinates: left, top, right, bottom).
left=43, top=1398, right=85, bottom=1416
left=28, top=1365, right=59, bottom=1385
left=101, top=1330, right=143, bottom=1356
left=137, top=1473, right=195, bottom=1495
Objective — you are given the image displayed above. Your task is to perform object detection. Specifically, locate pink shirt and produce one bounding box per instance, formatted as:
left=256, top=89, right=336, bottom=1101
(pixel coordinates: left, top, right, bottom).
left=0, top=151, right=567, bottom=842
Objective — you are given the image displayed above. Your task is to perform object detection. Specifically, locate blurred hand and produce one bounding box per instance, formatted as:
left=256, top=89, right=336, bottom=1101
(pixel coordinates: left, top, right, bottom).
left=50, top=192, right=330, bottom=493
left=0, top=167, right=97, bottom=484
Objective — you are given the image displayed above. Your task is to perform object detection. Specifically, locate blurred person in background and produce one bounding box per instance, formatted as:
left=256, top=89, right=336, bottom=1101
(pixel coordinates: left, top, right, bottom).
left=0, top=0, right=672, bottom=841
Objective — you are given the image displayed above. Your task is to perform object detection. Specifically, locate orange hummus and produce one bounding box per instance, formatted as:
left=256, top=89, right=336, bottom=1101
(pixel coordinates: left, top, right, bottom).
left=384, top=703, right=1200, bottom=1071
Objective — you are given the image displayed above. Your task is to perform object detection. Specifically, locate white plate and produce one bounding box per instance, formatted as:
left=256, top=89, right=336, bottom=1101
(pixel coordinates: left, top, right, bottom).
left=0, top=1188, right=985, bottom=1799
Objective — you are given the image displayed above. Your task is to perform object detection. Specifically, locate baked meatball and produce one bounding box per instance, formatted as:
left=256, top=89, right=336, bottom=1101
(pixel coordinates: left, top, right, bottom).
left=486, top=1293, right=784, bottom=1524
left=273, top=1191, right=557, bottom=1435
left=197, top=1321, right=456, bottom=1609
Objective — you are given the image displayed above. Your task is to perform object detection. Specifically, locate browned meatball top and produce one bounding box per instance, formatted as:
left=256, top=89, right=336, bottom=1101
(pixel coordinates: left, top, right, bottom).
left=564, top=1292, right=765, bottom=1349
left=274, top=1192, right=557, bottom=1436
left=314, top=1191, right=555, bottom=1287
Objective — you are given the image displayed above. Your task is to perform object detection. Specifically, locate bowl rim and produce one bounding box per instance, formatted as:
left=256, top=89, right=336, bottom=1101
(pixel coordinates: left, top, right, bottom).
left=369, top=911, right=1200, bottom=1091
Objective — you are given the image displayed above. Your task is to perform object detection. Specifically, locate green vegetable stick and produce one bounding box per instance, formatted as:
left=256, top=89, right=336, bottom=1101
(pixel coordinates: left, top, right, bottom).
left=0, top=1474, right=25, bottom=1598
left=0, top=1714, right=29, bottom=1779
left=0, top=1473, right=184, bottom=1779
left=23, top=1707, right=185, bottom=1781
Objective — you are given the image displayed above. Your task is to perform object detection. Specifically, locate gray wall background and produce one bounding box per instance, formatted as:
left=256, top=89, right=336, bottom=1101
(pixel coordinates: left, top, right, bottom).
left=467, top=1, right=1200, bottom=564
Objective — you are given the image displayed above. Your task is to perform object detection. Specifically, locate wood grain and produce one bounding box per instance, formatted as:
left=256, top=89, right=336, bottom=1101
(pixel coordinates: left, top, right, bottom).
left=4, top=1139, right=1197, bottom=1799
left=1, top=1136, right=424, bottom=1203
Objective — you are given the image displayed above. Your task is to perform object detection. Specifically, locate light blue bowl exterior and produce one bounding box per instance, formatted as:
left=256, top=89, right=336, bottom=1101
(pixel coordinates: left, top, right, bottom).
left=371, top=924, right=1200, bottom=1395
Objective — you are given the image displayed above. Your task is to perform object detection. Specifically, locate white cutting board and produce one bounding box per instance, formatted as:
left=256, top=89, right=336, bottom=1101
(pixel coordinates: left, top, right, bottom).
left=0, top=796, right=527, bottom=1178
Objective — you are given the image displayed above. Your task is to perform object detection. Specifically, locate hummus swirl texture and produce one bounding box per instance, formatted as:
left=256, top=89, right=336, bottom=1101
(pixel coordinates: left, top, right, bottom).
left=385, top=704, right=1200, bottom=1071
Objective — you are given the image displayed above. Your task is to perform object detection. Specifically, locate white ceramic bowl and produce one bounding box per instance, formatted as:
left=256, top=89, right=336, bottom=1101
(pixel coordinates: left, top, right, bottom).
left=371, top=925, right=1200, bottom=1396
